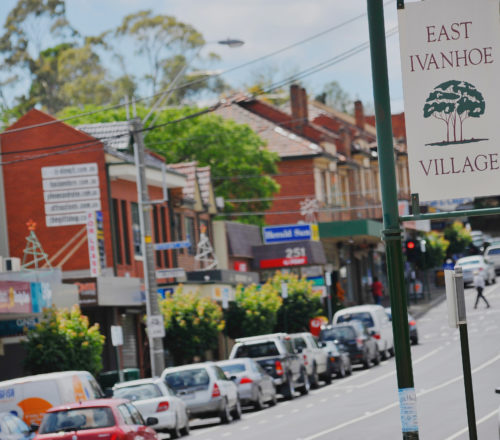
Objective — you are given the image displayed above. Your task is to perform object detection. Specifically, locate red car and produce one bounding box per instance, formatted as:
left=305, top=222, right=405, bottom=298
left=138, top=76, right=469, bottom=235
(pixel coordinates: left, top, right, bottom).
left=33, top=398, right=159, bottom=440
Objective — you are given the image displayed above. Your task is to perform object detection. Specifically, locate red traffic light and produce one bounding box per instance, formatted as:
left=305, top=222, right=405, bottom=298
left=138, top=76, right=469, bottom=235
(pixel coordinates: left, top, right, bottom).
left=407, top=241, right=415, bottom=249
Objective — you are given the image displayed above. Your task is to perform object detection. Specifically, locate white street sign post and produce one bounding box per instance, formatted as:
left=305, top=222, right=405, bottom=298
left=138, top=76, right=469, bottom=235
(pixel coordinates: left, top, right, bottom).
left=110, top=325, right=124, bottom=382
left=398, top=0, right=500, bottom=201
left=147, top=315, right=166, bottom=339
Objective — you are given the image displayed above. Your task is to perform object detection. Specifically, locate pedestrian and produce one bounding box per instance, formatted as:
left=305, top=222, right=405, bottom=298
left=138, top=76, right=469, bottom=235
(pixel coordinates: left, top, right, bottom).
left=371, top=276, right=384, bottom=305
left=473, top=270, right=490, bottom=309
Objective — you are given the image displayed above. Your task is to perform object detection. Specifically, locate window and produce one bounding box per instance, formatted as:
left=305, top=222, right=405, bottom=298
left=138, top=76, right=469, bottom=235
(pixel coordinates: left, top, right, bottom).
left=40, top=408, right=115, bottom=433
left=126, top=404, right=144, bottom=425
left=292, top=337, right=307, bottom=351
left=114, top=383, right=163, bottom=401
left=131, top=202, right=142, bottom=257
left=121, top=200, right=131, bottom=264
left=152, top=206, right=161, bottom=267
left=214, top=366, right=228, bottom=381
left=165, top=368, right=210, bottom=390
left=160, top=207, right=168, bottom=265
left=117, top=405, right=135, bottom=425
left=184, top=216, right=196, bottom=255
left=174, top=213, right=183, bottom=254
left=234, top=342, right=279, bottom=358
left=337, top=312, right=375, bottom=328
left=219, top=363, right=246, bottom=375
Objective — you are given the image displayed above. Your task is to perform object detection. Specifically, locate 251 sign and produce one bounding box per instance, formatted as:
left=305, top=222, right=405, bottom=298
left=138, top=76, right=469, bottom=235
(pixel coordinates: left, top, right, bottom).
left=285, top=247, right=306, bottom=258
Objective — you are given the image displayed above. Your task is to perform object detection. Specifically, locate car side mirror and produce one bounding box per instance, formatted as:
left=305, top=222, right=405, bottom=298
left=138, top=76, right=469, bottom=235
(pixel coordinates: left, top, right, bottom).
left=146, top=417, right=158, bottom=426
left=496, top=387, right=500, bottom=394
left=295, top=347, right=303, bottom=354
left=30, top=423, right=39, bottom=433
left=230, top=375, right=237, bottom=381
left=317, top=341, right=325, bottom=348
left=369, top=330, right=377, bottom=336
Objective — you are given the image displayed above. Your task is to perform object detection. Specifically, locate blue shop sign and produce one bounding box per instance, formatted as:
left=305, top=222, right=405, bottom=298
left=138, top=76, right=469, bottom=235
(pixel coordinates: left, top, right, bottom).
left=263, top=224, right=316, bottom=244
left=0, top=317, right=39, bottom=337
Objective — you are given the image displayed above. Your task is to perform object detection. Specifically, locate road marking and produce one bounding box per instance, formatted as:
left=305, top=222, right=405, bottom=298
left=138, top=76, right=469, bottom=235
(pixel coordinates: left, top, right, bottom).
left=306, top=403, right=314, bottom=408
left=443, top=408, right=498, bottom=440
left=222, top=432, right=232, bottom=437
left=258, top=419, right=268, bottom=424
left=291, top=408, right=299, bottom=413
left=312, top=370, right=370, bottom=393
left=241, top=426, right=250, bottom=431
left=301, top=353, right=500, bottom=440
left=320, top=398, right=327, bottom=403
left=275, top=414, right=284, bottom=419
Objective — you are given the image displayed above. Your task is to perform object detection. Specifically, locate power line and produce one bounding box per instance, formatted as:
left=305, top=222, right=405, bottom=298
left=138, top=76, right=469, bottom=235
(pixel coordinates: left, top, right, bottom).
left=1, top=2, right=395, bottom=136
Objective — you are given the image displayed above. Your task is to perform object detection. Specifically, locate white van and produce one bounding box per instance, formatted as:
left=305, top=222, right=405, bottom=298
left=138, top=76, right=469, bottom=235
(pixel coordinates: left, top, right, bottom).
left=333, top=305, right=394, bottom=359
left=0, top=371, right=103, bottom=426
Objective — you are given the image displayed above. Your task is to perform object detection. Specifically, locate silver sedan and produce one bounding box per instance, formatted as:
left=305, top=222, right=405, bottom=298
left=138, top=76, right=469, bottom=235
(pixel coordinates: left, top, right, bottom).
left=217, top=358, right=277, bottom=411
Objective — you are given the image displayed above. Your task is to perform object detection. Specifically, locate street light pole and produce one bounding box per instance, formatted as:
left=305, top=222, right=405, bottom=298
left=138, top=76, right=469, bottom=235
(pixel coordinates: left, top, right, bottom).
left=367, top=0, right=419, bottom=438
left=131, top=118, right=165, bottom=378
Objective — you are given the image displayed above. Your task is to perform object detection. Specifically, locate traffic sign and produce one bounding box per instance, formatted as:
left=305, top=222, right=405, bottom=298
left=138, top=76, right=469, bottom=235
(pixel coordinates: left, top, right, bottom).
left=154, top=240, right=190, bottom=251
left=147, top=315, right=165, bottom=338
left=110, top=325, right=123, bottom=347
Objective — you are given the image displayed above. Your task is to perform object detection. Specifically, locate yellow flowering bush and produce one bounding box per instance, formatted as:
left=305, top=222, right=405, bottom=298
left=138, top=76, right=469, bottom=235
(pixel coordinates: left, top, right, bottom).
left=23, top=305, right=105, bottom=376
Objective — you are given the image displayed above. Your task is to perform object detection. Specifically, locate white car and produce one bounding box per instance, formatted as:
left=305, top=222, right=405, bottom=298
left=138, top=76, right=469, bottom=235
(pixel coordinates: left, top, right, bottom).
left=290, top=332, right=331, bottom=387
left=455, top=255, right=496, bottom=285
left=333, top=304, right=394, bottom=359
left=161, top=362, right=241, bottom=425
left=112, top=378, right=190, bottom=439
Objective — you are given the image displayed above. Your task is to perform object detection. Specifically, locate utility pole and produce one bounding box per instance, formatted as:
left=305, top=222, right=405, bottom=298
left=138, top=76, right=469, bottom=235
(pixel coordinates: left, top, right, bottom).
left=367, top=0, right=419, bottom=438
left=130, top=118, right=165, bottom=377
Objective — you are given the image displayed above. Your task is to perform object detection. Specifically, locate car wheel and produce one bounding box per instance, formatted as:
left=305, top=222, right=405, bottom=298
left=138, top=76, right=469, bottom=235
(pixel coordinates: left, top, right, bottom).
left=219, top=399, right=231, bottom=424
left=254, top=389, right=265, bottom=411
left=337, top=362, right=346, bottom=378
left=298, top=369, right=310, bottom=395
left=281, top=377, right=295, bottom=400
left=347, top=362, right=353, bottom=376
left=310, top=364, right=320, bottom=389
left=322, top=366, right=332, bottom=385
left=388, top=346, right=395, bottom=357
left=169, top=417, right=181, bottom=439
left=381, top=344, right=390, bottom=360
left=231, top=398, right=242, bottom=420
left=411, top=336, right=419, bottom=345
left=373, top=350, right=381, bottom=366
left=363, top=351, right=371, bottom=369
left=180, top=416, right=190, bottom=437
left=269, top=388, right=278, bottom=406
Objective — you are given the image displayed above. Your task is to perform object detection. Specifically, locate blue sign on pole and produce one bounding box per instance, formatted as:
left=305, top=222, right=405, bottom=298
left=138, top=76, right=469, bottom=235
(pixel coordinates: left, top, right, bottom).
left=262, top=224, right=312, bottom=244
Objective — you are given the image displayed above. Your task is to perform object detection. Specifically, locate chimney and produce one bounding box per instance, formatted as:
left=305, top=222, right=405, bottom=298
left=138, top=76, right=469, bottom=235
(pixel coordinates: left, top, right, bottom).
left=300, top=87, right=309, bottom=123
left=354, top=100, right=365, bottom=130
left=290, top=84, right=303, bottom=130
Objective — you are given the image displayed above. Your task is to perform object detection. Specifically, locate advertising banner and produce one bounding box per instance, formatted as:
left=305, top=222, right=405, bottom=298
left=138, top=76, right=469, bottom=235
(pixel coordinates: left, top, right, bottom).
left=0, top=281, right=31, bottom=314
left=398, top=0, right=500, bottom=201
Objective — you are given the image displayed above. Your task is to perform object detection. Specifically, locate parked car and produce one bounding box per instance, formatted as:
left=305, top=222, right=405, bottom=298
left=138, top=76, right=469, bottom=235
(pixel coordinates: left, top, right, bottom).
left=0, top=412, right=34, bottom=440
left=318, top=340, right=352, bottom=378
left=33, top=399, right=158, bottom=440
left=333, top=305, right=394, bottom=359
left=161, top=362, right=241, bottom=425
left=385, top=307, right=419, bottom=345
left=455, top=255, right=496, bottom=285
left=319, top=321, right=380, bottom=369
left=216, top=358, right=277, bottom=410
left=229, top=333, right=309, bottom=400
left=112, top=378, right=189, bottom=438
left=484, top=244, right=500, bottom=275
left=290, top=332, right=331, bottom=387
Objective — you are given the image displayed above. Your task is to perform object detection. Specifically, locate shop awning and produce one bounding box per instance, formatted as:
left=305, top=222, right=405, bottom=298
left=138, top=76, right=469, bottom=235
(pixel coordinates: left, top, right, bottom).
left=318, top=219, right=383, bottom=245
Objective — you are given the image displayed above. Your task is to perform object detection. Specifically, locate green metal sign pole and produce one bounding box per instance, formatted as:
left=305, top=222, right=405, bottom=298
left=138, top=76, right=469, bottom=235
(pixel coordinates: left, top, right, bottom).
left=367, top=0, right=419, bottom=438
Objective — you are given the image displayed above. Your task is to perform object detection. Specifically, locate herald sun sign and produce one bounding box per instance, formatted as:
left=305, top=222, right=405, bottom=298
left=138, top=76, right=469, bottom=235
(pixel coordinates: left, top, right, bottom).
left=398, top=0, right=500, bottom=202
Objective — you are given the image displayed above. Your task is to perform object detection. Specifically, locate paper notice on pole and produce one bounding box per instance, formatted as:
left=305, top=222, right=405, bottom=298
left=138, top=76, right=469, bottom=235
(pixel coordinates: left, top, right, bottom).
left=398, top=0, right=500, bottom=201
left=398, top=388, right=418, bottom=433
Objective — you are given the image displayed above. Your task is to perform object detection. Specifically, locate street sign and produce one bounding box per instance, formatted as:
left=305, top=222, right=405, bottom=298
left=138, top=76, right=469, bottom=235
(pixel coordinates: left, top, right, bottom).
left=262, top=224, right=317, bottom=244
left=147, top=315, right=165, bottom=338
left=110, top=325, right=123, bottom=346
left=155, top=268, right=186, bottom=280
left=281, top=282, right=288, bottom=299
left=154, top=240, right=191, bottom=251
left=398, top=0, right=500, bottom=201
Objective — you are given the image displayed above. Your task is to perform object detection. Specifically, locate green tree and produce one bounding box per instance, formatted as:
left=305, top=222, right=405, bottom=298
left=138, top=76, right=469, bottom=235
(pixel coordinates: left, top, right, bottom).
left=443, top=221, right=472, bottom=258
left=270, top=272, right=323, bottom=333
left=58, top=105, right=280, bottom=226
left=226, top=283, right=282, bottom=339
left=314, top=81, right=353, bottom=114
left=421, top=231, right=449, bottom=269
left=23, top=305, right=105, bottom=377
left=159, top=288, right=224, bottom=364
left=423, top=80, right=485, bottom=143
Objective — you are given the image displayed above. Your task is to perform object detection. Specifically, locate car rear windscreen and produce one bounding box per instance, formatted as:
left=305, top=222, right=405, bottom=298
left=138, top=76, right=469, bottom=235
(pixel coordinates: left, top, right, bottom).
left=487, top=248, right=500, bottom=255
left=234, top=342, right=279, bottom=358
left=165, top=368, right=210, bottom=391
left=113, top=383, right=162, bottom=401
left=337, top=312, right=375, bottom=328
left=320, top=326, right=356, bottom=341
left=40, top=408, right=114, bottom=433
left=219, top=363, right=246, bottom=374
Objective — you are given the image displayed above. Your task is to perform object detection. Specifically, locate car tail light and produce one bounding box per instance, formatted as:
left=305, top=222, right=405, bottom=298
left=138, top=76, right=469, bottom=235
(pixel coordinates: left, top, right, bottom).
left=329, top=356, right=336, bottom=362
left=275, top=360, right=284, bottom=376
left=212, top=383, right=221, bottom=398
left=409, top=320, right=416, bottom=326
left=303, top=354, right=309, bottom=366
left=372, top=333, right=381, bottom=340
left=110, top=430, right=126, bottom=440
left=356, top=338, right=364, bottom=349
left=240, top=377, right=253, bottom=384
left=479, top=267, right=484, bottom=271
left=156, top=401, right=170, bottom=412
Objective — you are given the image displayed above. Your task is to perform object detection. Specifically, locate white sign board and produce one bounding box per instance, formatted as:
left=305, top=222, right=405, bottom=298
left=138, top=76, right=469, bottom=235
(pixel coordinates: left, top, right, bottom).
left=111, top=325, right=123, bottom=346
left=42, top=162, right=101, bottom=227
left=398, top=0, right=500, bottom=201
left=86, top=211, right=100, bottom=277
left=147, top=315, right=166, bottom=338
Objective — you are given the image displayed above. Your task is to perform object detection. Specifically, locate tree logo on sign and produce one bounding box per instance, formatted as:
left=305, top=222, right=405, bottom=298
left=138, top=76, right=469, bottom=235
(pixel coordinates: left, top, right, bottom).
left=423, top=80, right=487, bottom=146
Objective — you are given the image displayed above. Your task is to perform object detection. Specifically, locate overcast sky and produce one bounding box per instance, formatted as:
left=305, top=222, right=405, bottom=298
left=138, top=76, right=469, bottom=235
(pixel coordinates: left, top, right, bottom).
left=0, top=0, right=404, bottom=113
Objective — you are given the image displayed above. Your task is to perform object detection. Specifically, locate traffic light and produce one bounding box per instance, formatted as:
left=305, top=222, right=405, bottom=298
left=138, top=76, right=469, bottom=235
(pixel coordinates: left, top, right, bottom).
left=405, top=240, right=419, bottom=262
